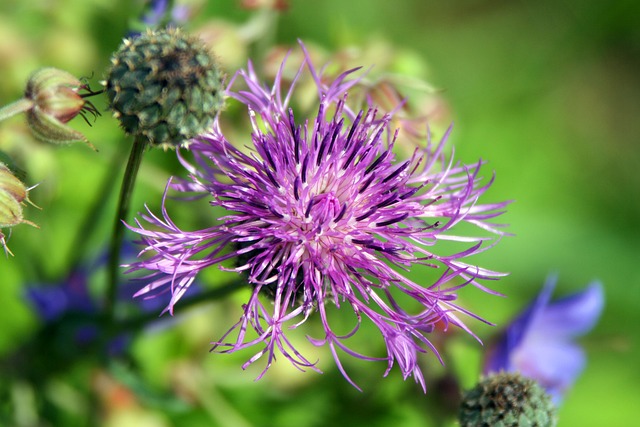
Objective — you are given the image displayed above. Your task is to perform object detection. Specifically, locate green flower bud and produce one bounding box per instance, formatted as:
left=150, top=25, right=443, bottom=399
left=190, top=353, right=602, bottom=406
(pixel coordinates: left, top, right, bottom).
left=0, top=163, right=38, bottom=256
left=25, top=67, right=88, bottom=124
left=105, top=28, right=225, bottom=149
left=458, top=372, right=557, bottom=427
left=0, top=67, right=101, bottom=149
left=25, top=67, right=101, bottom=148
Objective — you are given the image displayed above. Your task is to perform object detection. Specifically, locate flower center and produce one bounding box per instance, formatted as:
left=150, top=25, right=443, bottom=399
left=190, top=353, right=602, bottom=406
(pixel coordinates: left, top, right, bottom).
left=304, top=191, right=343, bottom=226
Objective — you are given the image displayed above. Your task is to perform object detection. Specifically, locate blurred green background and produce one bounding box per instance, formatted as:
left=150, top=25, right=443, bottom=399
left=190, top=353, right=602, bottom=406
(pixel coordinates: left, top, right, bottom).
left=1, top=0, right=638, bottom=426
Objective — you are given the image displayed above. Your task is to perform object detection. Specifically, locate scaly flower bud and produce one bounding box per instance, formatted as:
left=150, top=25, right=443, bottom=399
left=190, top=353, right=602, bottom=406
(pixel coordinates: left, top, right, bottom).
left=0, top=163, right=38, bottom=256
left=105, top=28, right=225, bottom=149
left=458, top=372, right=557, bottom=427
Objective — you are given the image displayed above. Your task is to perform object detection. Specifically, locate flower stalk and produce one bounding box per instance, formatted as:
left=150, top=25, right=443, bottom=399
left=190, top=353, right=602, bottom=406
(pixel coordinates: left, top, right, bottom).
left=102, top=27, right=225, bottom=321
left=0, top=98, right=34, bottom=122
left=105, top=135, right=147, bottom=321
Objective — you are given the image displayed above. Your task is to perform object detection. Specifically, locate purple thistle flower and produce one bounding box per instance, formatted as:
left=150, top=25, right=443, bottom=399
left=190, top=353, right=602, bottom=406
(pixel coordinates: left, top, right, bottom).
left=126, top=43, right=509, bottom=390
left=484, top=275, right=604, bottom=403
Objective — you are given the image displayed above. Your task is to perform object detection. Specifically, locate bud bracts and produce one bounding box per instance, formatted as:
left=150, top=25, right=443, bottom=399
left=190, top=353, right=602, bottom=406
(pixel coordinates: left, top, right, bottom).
left=459, top=372, right=556, bottom=427
left=105, top=28, right=225, bottom=148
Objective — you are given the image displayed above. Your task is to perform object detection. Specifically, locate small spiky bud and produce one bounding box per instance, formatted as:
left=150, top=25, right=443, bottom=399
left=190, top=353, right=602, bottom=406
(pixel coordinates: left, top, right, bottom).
left=0, top=163, right=39, bottom=256
left=458, top=372, right=557, bottom=427
left=105, top=28, right=225, bottom=148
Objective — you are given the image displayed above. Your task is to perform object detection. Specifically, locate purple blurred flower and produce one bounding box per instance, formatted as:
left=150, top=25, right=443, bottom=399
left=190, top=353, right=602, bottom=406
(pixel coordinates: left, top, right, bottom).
left=24, top=248, right=184, bottom=354
left=24, top=265, right=121, bottom=352
left=127, top=43, right=509, bottom=390
left=25, top=268, right=95, bottom=323
left=484, top=276, right=604, bottom=403
left=141, top=0, right=191, bottom=27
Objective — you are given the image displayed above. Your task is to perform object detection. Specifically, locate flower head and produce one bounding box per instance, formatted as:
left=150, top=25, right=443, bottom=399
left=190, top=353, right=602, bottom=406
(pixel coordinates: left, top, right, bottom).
left=484, top=276, right=604, bottom=403
left=127, top=43, right=509, bottom=389
left=105, top=28, right=225, bottom=148
left=458, top=372, right=556, bottom=427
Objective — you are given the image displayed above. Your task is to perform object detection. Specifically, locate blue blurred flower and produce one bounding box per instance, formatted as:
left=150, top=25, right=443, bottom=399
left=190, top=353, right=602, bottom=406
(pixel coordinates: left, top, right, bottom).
left=24, top=267, right=95, bottom=323
left=24, top=264, right=125, bottom=355
left=484, top=275, right=604, bottom=403
left=140, top=0, right=192, bottom=28
left=23, top=247, right=188, bottom=355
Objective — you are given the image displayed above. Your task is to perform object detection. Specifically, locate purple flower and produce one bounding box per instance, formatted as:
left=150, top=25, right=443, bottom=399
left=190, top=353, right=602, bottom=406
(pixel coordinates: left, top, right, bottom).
left=141, top=0, right=170, bottom=26
left=24, top=247, right=183, bottom=354
left=25, top=267, right=96, bottom=323
left=128, top=0, right=192, bottom=39
left=24, top=265, right=122, bottom=352
left=484, top=276, right=604, bottom=403
left=141, top=0, right=192, bottom=26
left=127, top=43, right=509, bottom=390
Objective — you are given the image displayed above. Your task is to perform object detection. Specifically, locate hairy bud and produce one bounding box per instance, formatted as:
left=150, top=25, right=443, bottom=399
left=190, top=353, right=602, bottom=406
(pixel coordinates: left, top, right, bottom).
left=0, top=163, right=38, bottom=256
left=0, top=68, right=101, bottom=148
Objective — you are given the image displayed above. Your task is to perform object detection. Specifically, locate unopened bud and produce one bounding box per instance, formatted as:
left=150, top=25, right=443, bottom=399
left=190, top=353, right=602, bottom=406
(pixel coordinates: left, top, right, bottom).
left=25, top=68, right=86, bottom=122
left=0, top=68, right=101, bottom=149
left=0, top=163, right=38, bottom=256
left=105, top=28, right=225, bottom=149
left=25, top=68, right=101, bottom=148
left=458, top=372, right=557, bottom=427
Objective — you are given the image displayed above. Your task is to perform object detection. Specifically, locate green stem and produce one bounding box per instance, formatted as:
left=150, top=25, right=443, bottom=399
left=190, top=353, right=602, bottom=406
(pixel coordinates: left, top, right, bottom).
left=67, top=146, right=129, bottom=269
left=106, top=135, right=148, bottom=322
left=0, top=98, right=33, bottom=122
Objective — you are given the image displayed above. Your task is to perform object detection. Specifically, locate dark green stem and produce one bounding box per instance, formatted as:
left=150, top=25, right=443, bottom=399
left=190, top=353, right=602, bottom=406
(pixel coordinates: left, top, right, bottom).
left=106, top=135, right=148, bottom=322
left=67, top=147, right=128, bottom=269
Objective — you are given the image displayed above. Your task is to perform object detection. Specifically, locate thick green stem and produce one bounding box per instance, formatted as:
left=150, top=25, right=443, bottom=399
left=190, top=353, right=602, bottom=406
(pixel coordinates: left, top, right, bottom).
left=0, top=98, right=33, bottom=122
left=105, top=135, right=148, bottom=321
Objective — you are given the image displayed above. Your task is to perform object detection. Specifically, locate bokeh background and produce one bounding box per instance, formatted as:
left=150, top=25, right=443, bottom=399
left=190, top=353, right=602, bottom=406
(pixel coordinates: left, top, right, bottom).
left=1, top=0, right=638, bottom=426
